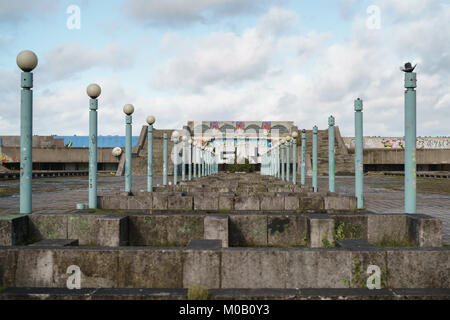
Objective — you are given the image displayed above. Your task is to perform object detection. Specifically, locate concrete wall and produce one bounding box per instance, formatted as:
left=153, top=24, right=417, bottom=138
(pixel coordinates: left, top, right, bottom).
left=344, top=137, right=450, bottom=150
left=364, top=149, right=450, bottom=165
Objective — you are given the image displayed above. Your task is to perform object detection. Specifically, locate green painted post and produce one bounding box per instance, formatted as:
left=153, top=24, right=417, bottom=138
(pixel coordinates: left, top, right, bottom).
left=17, top=51, right=38, bottom=214
left=292, top=132, right=298, bottom=184
left=313, top=126, right=318, bottom=192
left=123, top=104, right=134, bottom=194
left=354, top=99, right=364, bottom=209
left=286, top=140, right=290, bottom=182
left=188, top=139, right=192, bottom=180
left=328, top=116, right=335, bottom=193
left=281, top=141, right=285, bottom=181
left=172, top=131, right=179, bottom=185
left=277, top=143, right=281, bottom=178
left=146, top=116, right=155, bottom=192
left=403, top=63, right=417, bottom=214
left=86, top=83, right=101, bottom=209
left=181, top=136, right=186, bottom=181
left=301, top=129, right=306, bottom=185
left=193, top=142, right=197, bottom=178
left=163, top=133, right=168, bottom=186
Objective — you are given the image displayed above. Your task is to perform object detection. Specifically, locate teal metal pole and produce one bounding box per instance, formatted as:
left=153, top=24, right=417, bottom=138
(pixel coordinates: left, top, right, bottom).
left=88, top=99, right=98, bottom=208
left=354, top=98, right=364, bottom=209
left=292, top=138, right=297, bottom=184
left=174, top=140, right=178, bottom=185
left=328, top=116, right=335, bottom=193
left=301, top=130, right=306, bottom=185
left=404, top=70, right=417, bottom=214
left=125, top=114, right=132, bottom=193
left=193, top=145, right=197, bottom=178
left=182, top=140, right=186, bottom=181
left=286, top=141, right=290, bottom=182
left=281, top=143, right=285, bottom=181
left=188, top=141, right=192, bottom=181
left=20, top=71, right=33, bottom=214
left=277, top=144, right=281, bottom=178
left=313, top=126, right=318, bottom=192
left=147, top=123, right=154, bottom=192
left=203, top=150, right=206, bottom=176
left=163, top=133, right=168, bottom=185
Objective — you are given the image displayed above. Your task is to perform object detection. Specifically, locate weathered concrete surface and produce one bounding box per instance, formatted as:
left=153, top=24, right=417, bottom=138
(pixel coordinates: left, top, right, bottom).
left=324, top=195, right=357, bottom=213
left=229, top=215, right=267, bottom=247
left=407, top=214, right=442, bottom=247
left=194, top=195, right=219, bottom=211
left=307, top=216, right=335, bottom=248
left=367, top=214, right=410, bottom=245
left=128, top=215, right=203, bottom=246
left=0, top=215, right=28, bottom=246
left=96, top=216, right=128, bottom=247
left=267, top=215, right=307, bottom=247
left=204, top=216, right=229, bottom=248
left=28, top=214, right=68, bottom=243
left=183, top=246, right=221, bottom=289
left=234, top=196, right=260, bottom=211
left=28, top=239, right=79, bottom=247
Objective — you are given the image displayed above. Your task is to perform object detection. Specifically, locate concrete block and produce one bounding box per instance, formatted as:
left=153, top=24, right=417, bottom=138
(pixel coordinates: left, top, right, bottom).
left=117, top=249, right=184, bottom=288
left=324, top=196, right=357, bottom=212
left=298, top=197, right=325, bottom=212
left=168, top=196, right=193, bottom=210
left=68, top=214, right=102, bottom=246
left=100, top=195, right=121, bottom=210
left=52, top=249, right=119, bottom=288
left=0, top=215, right=28, bottom=246
left=152, top=194, right=168, bottom=210
left=128, top=215, right=203, bottom=246
left=267, top=215, right=307, bottom=247
left=221, top=249, right=287, bottom=288
left=229, top=215, right=267, bottom=247
left=387, top=249, right=450, bottom=288
left=307, top=216, right=335, bottom=248
left=219, top=194, right=234, bottom=211
left=407, top=215, right=442, bottom=247
left=28, top=214, right=68, bottom=242
left=194, top=195, right=219, bottom=211
left=285, top=196, right=299, bottom=211
left=204, top=215, right=229, bottom=248
left=0, top=249, right=18, bottom=287
left=260, top=196, right=284, bottom=211
left=331, top=215, right=368, bottom=241
left=97, top=216, right=129, bottom=247
left=127, top=195, right=153, bottom=210
left=183, top=247, right=221, bottom=289
left=286, top=250, right=353, bottom=288
left=234, top=196, right=260, bottom=211
left=14, top=249, right=56, bottom=287
left=367, top=214, right=409, bottom=246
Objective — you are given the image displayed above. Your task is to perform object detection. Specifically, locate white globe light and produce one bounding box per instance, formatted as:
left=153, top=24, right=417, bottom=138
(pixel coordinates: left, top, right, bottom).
left=87, top=83, right=101, bottom=99
left=123, top=104, right=134, bottom=115
left=17, top=50, right=38, bottom=72
left=146, top=115, right=155, bottom=125
left=292, top=131, right=298, bottom=138
left=112, top=147, right=122, bottom=157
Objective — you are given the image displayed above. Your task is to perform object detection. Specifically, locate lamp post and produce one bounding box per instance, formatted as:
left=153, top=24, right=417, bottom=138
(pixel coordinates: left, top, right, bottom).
left=193, top=141, right=197, bottom=178
left=292, top=132, right=298, bottom=184
left=354, top=99, right=364, bottom=209
left=328, top=116, right=335, bottom=193
left=163, top=133, right=168, bottom=186
left=146, top=115, right=155, bottom=192
left=17, top=50, right=38, bottom=214
left=188, top=139, right=192, bottom=181
left=172, top=131, right=180, bottom=185
left=86, top=83, right=101, bottom=209
left=402, top=62, right=417, bottom=214
left=313, top=126, right=318, bottom=192
left=301, top=129, right=306, bottom=185
left=123, top=104, right=134, bottom=194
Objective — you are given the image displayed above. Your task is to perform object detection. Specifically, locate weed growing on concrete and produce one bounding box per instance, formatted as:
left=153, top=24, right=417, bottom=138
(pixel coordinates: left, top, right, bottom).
left=334, top=222, right=361, bottom=240
left=187, top=286, right=210, bottom=300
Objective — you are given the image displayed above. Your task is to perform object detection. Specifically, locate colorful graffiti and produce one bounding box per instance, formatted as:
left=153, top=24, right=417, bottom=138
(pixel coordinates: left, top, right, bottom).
left=261, top=122, right=271, bottom=131
left=210, top=122, right=219, bottom=130
left=0, top=152, right=18, bottom=163
left=236, top=122, right=245, bottom=131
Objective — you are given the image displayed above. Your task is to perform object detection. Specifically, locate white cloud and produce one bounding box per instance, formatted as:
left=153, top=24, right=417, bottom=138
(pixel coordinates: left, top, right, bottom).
left=123, top=0, right=277, bottom=27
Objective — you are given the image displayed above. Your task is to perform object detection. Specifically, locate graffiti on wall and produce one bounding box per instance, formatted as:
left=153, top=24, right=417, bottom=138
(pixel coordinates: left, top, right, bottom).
left=344, top=137, right=450, bottom=150
left=0, top=152, right=18, bottom=163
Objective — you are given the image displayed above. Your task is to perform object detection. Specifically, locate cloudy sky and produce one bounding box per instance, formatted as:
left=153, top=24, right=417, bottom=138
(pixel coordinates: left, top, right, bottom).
left=0, top=0, right=449, bottom=137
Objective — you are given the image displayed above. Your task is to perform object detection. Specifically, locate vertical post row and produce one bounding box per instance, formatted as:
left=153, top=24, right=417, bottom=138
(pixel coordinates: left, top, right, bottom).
left=301, top=129, right=306, bottom=185
left=17, top=50, right=38, bottom=214
left=163, top=133, right=168, bottom=186
left=292, top=132, right=298, bottom=185
left=146, top=116, right=155, bottom=192
left=86, top=83, right=101, bottom=209
left=312, top=126, right=318, bottom=192
left=404, top=65, right=417, bottom=214
left=328, top=116, right=335, bottom=193
left=354, top=99, right=364, bottom=209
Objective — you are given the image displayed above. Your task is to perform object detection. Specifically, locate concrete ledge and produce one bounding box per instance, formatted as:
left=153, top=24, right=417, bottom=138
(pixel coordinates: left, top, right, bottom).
left=1, top=287, right=449, bottom=300
left=28, top=239, right=79, bottom=247
left=0, top=215, right=28, bottom=246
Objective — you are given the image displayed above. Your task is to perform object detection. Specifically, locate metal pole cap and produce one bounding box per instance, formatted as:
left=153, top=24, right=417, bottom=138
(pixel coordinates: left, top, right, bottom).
left=328, top=116, right=335, bottom=126
left=354, top=98, right=363, bottom=111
